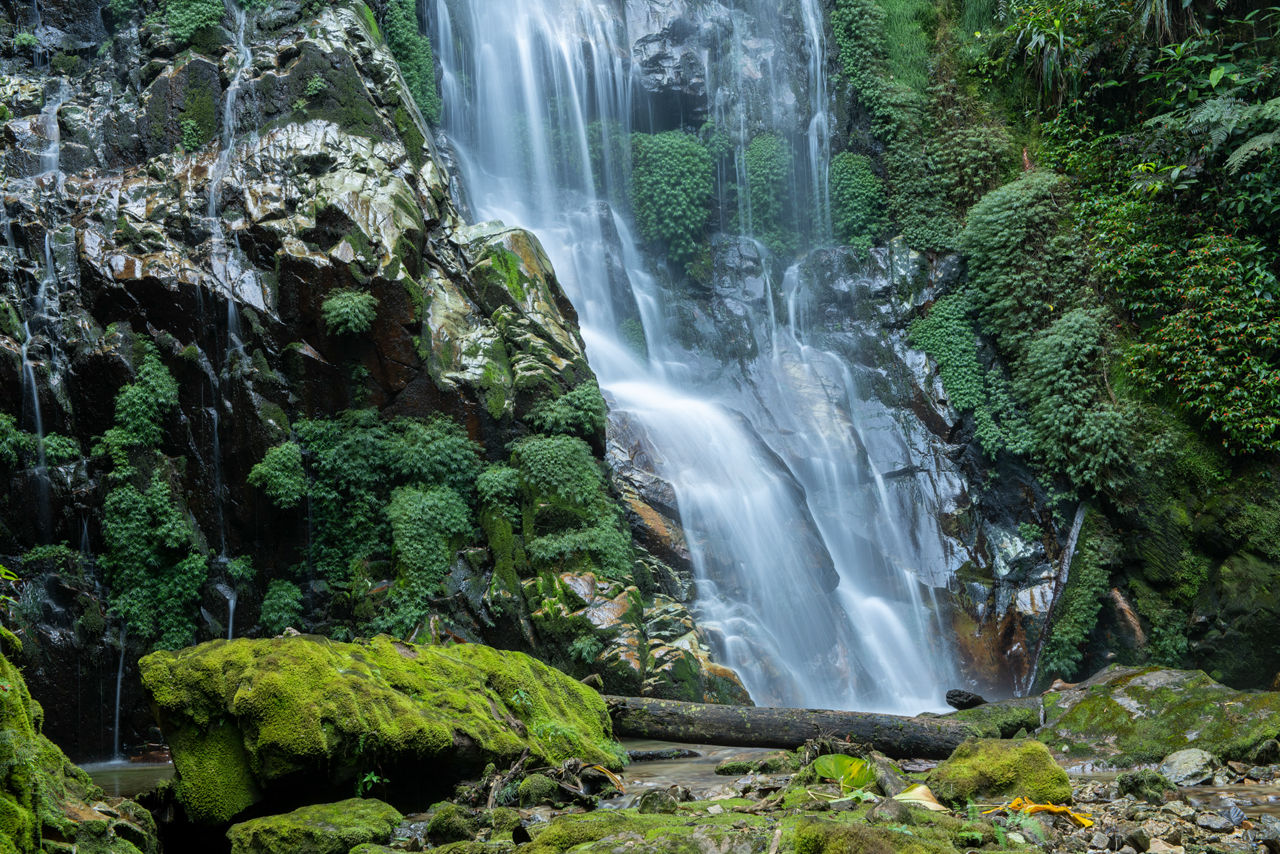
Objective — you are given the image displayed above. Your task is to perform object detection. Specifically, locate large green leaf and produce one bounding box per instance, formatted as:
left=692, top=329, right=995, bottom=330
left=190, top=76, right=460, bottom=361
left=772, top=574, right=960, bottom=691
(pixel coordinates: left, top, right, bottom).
left=813, top=754, right=877, bottom=794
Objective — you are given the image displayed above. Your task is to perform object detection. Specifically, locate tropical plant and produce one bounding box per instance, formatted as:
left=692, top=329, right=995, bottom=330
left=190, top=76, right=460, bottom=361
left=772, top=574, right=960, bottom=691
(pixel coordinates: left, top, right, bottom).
left=813, top=754, right=877, bottom=795
left=322, top=288, right=379, bottom=336
left=630, top=131, right=713, bottom=264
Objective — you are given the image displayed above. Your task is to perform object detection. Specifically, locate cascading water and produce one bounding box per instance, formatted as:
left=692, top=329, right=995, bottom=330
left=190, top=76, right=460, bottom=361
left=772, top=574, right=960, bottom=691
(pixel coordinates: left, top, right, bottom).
left=434, top=0, right=956, bottom=712
left=216, top=582, right=238, bottom=640
left=112, top=624, right=126, bottom=760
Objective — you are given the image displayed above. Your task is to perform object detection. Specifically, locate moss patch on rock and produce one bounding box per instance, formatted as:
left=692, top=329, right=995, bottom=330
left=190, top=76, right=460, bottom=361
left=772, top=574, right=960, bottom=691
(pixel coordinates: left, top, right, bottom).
left=927, top=738, right=1072, bottom=806
left=941, top=697, right=1042, bottom=739
left=0, top=635, right=159, bottom=854
left=140, top=635, right=618, bottom=824
left=1037, top=665, right=1280, bottom=766
left=226, top=798, right=402, bottom=854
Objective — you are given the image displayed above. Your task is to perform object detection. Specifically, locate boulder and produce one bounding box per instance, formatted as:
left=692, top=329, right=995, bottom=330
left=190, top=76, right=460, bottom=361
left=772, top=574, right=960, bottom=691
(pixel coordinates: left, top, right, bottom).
left=941, top=696, right=1043, bottom=738
left=139, top=635, right=619, bottom=824
left=946, top=689, right=988, bottom=710
left=1158, top=749, right=1219, bottom=787
left=226, top=798, right=402, bottom=854
left=926, top=738, right=1072, bottom=806
left=1117, top=769, right=1177, bottom=802
left=1039, top=665, right=1280, bottom=766
left=0, top=630, right=160, bottom=854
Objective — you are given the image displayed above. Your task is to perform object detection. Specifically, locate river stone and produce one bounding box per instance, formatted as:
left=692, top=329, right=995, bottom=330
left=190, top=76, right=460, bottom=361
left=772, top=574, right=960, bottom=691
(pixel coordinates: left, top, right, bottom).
left=1041, top=665, right=1280, bottom=766
left=140, top=635, right=618, bottom=824
left=637, top=790, right=679, bottom=814
left=946, top=689, right=988, bottom=710
left=226, top=798, right=402, bottom=854
left=926, top=738, right=1072, bottom=806
left=1158, top=749, right=1219, bottom=786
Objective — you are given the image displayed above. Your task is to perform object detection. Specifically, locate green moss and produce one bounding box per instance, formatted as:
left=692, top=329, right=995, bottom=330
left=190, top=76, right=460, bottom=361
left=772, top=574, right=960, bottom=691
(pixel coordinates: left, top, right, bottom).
left=926, top=739, right=1071, bottom=806
left=517, top=774, right=560, bottom=807
left=226, top=798, right=402, bottom=854
left=1116, top=769, right=1175, bottom=803
left=140, top=636, right=618, bottom=824
left=945, top=699, right=1042, bottom=739
left=485, top=807, right=520, bottom=833
left=1038, top=665, right=1280, bottom=765
left=715, top=750, right=801, bottom=776
left=169, top=719, right=261, bottom=825
left=1038, top=511, right=1116, bottom=682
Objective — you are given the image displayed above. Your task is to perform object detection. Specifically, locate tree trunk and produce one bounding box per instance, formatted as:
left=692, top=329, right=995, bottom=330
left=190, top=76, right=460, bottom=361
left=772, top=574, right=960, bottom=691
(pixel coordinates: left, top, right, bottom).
left=604, top=696, right=979, bottom=759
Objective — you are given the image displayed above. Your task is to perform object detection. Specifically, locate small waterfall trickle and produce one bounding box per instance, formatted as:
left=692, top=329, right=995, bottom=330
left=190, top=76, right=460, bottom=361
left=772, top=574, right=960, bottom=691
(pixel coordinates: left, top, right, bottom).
left=216, top=582, right=237, bottom=640
left=112, top=624, right=126, bottom=760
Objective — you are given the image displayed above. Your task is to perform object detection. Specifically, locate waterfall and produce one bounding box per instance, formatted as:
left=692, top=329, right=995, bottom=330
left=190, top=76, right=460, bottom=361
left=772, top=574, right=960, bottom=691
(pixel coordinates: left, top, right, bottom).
left=216, top=582, right=237, bottom=640
left=434, top=0, right=955, bottom=713
left=112, top=624, right=126, bottom=760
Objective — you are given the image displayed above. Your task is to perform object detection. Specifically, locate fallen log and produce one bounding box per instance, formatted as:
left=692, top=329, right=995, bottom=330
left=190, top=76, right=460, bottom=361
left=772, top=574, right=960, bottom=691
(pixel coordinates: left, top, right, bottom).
left=604, top=695, right=981, bottom=760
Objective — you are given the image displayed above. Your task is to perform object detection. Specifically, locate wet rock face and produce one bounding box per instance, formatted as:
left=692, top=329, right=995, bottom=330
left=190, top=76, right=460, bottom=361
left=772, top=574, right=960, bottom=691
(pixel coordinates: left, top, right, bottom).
left=0, top=0, right=745, bottom=760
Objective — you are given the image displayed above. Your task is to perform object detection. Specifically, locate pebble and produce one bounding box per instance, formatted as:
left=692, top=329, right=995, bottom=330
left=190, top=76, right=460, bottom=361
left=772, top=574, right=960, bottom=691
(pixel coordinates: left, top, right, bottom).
left=1196, top=812, right=1234, bottom=832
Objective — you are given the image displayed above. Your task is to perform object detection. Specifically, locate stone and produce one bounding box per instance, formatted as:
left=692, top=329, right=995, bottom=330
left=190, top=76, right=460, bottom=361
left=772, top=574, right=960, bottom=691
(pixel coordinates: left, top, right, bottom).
left=636, top=790, right=679, bottom=814
left=1042, top=666, right=1280, bottom=766
left=518, top=774, right=562, bottom=807
left=226, top=798, right=402, bottom=854
left=1123, top=825, right=1152, bottom=852
left=1147, top=841, right=1184, bottom=854
left=1194, top=812, right=1234, bottom=832
left=0, top=633, right=160, bottom=854
left=427, top=804, right=480, bottom=843
left=1159, top=802, right=1195, bottom=819
left=946, top=689, right=988, bottom=710
left=865, top=797, right=914, bottom=825
left=926, top=738, right=1072, bottom=806
left=1159, top=749, right=1219, bottom=786
left=1090, top=832, right=1111, bottom=849
left=140, top=635, right=618, bottom=824
left=1117, top=769, right=1177, bottom=803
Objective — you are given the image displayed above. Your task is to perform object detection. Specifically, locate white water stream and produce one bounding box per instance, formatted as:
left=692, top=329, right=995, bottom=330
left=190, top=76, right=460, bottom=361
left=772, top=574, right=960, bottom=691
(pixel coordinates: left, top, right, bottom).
left=433, top=0, right=955, bottom=713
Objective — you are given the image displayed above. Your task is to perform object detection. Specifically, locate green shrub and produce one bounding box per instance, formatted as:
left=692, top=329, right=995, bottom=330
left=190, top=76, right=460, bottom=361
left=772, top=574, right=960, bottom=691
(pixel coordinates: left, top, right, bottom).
left=630, top=131, right=713, bottom=264
left=259, top=579, right=303, bottom=635
left=40, top=433, right=81, bottom=465
left=525, top=381, right=607, bottom=441
left=306, top=74, right=328, bottom=97
left=744, top=133, right=796, bottom=257
left=101, top=478, right=208, bottom=649
left=381, top=0, right=441, bottom=124
left=248, top=442, right=307, bottom=509
left=168, top=0, right=226, bottom=45
left=227, top=556, right=255, bottom=581
left=94, top=341, right=180, bottom=478
left=0, top=414, right=34, bottom=467
left=1015, top=309, right=1131, bottom=491
left=958, top=172, right=1085, bottom=359
left=13, top=31, right=38, bottom=50
left=384, top=485, right=472, bottom=631
left=322, top=288, right=379, bottom=335
left=909, top=293, right=1030, bottom=458
left=830, top=153, right=886, bottom=256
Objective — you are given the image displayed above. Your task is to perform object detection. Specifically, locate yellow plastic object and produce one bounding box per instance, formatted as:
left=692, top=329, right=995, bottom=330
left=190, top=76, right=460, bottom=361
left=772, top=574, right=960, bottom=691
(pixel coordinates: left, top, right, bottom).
left=983, top=796, right=1094, bottom=828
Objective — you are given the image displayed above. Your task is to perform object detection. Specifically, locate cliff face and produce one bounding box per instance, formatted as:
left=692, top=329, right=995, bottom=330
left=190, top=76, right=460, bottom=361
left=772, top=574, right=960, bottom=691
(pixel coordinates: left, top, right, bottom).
left=0, top=0, right=743, bottom=761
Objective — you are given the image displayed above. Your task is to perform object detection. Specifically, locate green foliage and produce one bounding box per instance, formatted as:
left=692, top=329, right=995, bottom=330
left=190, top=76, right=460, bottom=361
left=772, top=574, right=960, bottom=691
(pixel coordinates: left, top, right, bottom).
left=830, top=153, right=886, bottom=257
left=39, top=434, right=80, bottom=465
left=50, top=52, right=81, bottom=76
left=101, top=478, right=208, bottom=649
left=322, top=288, right=379, bottom=336
left=97, top=341, right=180, bottom=468
left=259, top=580, right=303, bottom=635
left=13, top=31, right=37, bottom=50
left=1040, top=512, right=1116, bottom=681
left=1015, top=309, right=1130, bottom=491
left=0, top=415, right=33, bottom=467
left=248, top=442, right=307, bottom=509
left=630, top=131, right=713, bottom=264
left=959, top=172, right=1085, bottom=358
left=620, top=317, right=648, bottom=359
left=384, top=485, right=471, bottom=632
left=476, top=464, right=520, bottom=520
left=812, top=754, right=877, bottom=794
left=168, top=0, right=225, bottom=46
left=227, top=556, right=255, bottom=581
left=744, top=133, right=796, bottom=257
left=108, top=0, right=137, bottom=18
left=1090, top=196, right=1280, bottom=453
left=381, top=0, right=442, bottom=124
left=305, top=74, right=328, bottom=97
left=178, top=86, right=216, bottom=149
left=568, top=634, right=603, bottom=664
left=909, top=293, right=1030, bottom=458
left=525, top=380, right=607, bottom=442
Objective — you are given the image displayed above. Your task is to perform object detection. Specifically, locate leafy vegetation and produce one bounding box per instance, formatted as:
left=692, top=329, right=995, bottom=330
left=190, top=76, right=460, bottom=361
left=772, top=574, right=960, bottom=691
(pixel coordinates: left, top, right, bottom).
left=322, top=288, right=379, bottom=336
left=630, top=132, right=713, bottom=264
left=168, top=0, right=225, bottom=46
left=380, top=0, right=441, bottom=124
left=830, top=153, right=886, bottom=256
left=744, top=133, right=797, bottom=257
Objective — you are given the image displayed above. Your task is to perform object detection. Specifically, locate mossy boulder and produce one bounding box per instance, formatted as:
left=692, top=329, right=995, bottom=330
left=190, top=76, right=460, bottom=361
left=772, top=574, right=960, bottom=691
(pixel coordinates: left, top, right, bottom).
left=139, top=635, right=618, bottom=824
left=941, top=697, right=1042, bottom=739
left=1038, top=665, right=1280, bottom=766
left=715, top=750, right=801, bottom=775
left=926, top=738, right=1072, bottom=806
left=517, top=773, right=561, bottom=807
left=1116, top=769, right=1176, bottom=803
left=0, top=631, right=159, bottom=854
left=225, top=798, right=402, bottom=854
left=427, top=803, right=479, bottom=843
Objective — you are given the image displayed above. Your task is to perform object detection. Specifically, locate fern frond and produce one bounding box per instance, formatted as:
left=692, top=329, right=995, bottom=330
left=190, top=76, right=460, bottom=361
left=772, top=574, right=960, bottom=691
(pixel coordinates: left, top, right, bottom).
left=1227, top=131, right=1280, bottom=173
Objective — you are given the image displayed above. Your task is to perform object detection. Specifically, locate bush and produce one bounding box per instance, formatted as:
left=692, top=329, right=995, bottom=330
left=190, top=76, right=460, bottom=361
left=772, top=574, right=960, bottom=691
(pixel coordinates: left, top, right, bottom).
left=744, top=133, right=796, bottom=257
left=259, top=580, right=303, bottom=635
left=381, top=0, right=441, bottom=124
left=830, top=153, right=886, bottom=256
left=630, top=131, right=713, bottom=264
left=525, top=381, right=607, bottom=442
left=322, top=289, right=379, bottom=335
left=168, top=0, right=226, bottom=45
left=248, top=442, right=307, bottom=509
left=384, top=485, right=472, bottom=630
left=13, top=32, right=38, bottom=50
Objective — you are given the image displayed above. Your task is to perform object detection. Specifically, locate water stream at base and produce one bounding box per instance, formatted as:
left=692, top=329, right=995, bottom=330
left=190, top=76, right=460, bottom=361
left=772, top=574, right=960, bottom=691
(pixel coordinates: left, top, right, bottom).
left=433, top=0, right=956, bottom=713
left=112, top=624, right=127, bottom=761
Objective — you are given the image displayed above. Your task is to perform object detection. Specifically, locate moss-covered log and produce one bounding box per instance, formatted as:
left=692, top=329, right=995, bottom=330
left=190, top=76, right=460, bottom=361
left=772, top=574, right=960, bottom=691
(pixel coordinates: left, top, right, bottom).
left=604, top=695, right=982, bottom=759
